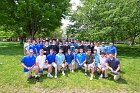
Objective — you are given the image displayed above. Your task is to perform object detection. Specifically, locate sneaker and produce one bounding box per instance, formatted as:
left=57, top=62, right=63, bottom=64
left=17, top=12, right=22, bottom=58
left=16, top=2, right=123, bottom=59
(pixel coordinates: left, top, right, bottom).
left=62, top=71, right=65, bottom=76
left=84, top=73, right=87, bottom=76
left=47, top=74, right=53, bottom=78
left=54, top=75, right=57, bottom=78
left=90, top=76, right=93, bottom=80
left=99, top=74, right=103, bottom=79
left=35, top=76, right=40, bottom=82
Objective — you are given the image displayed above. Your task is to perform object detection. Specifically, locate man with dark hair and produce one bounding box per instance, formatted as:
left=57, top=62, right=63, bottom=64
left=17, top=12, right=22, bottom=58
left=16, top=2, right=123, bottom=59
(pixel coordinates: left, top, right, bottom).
left=63, top=41, right=70, bottom=54
left=42, top=40, right=50, bottom=56
left=84, top=49, right=95, bottom=80
left=21, top=49, right=40, bottom=82
left=105, top=52, right=121, bottom=81
left=50, top=39, right=59, bottom=53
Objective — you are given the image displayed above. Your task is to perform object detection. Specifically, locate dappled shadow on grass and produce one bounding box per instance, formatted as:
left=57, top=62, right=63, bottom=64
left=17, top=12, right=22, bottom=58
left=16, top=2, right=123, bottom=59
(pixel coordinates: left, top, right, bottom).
left=0, top=42, right=23, bottom=56
left=116, top=45, right=140, bottom=58
left=107, top=74, right=127, bottom=84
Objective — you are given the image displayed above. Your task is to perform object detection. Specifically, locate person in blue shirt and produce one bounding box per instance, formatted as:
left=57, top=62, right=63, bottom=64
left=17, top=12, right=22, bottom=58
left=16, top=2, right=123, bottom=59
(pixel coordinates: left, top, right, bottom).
left=70, top=42, right=75, bottom=53
left=77, top=48, right=86, bottom=71
left=36, top=42, right=43, bottom=56
left=29, top=40, right=37, bottom=56
left=105, top=52, right=121, bottom=81
left=46, top=49, right=57, bottom=78
left=100, top=42, right=108, bottom=53
left=73, top=48, right=79, bottom=69
left=107, top=42, right=117, bottom=57
left=65, top=49, right=74, bottom=72
left=21, top=49, right=40, bottom=82
left=55, top=48, right=66, bottom=76
left=93, top=49, right=100, bottom=68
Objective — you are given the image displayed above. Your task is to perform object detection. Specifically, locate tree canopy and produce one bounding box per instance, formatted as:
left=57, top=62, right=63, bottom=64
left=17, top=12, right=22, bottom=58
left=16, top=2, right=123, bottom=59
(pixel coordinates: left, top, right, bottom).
left=67, top=0, right=140, bottom=44
left=0, top=0, right=70, bottom=43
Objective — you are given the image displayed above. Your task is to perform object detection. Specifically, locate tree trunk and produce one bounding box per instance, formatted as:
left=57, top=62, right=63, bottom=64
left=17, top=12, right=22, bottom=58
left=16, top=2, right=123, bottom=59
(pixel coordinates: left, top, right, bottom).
left=19, top=36, right=24, bottom=44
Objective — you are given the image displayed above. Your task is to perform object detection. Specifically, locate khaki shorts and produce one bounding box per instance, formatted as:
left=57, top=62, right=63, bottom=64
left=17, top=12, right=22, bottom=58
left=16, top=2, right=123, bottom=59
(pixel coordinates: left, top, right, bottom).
left=25, top=66, right=39, bottom=78
left=57, top=63, right=67, bottom=71
left=84, top=63, right=94, bottom=70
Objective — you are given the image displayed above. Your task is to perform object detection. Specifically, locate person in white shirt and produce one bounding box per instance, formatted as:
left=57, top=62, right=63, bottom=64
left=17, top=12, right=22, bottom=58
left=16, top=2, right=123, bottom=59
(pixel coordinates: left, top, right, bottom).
left=24, top=39, right=31, bottom=55
left=36, top=49, right=53, bottom=78
left=94, top=42, right=101, bottom=55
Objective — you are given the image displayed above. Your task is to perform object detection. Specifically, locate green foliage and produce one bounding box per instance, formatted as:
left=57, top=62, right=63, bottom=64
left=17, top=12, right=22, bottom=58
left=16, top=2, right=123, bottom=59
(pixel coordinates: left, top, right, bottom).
left=0, top=0, right=70, bottom=40
left=68, top=0, right=140, bottom=44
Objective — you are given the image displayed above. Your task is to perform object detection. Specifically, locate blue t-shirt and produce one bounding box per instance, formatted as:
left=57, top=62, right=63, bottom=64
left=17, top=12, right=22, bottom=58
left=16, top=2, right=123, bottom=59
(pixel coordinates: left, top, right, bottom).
left=107, top=46, right=117, bottom=55
left=46, top=53, right=56, bottom=64
left=65, top=53, right=74, bottom=64
left=106, top=58, right=120, bottom=71
left=21, top=55, right=36, bottom=72
left=36, top=43, right=43, bottom=54
left=55, top=53, right=65, bottom=65
left=77, top=53, right=86, bottom=64
left=94, top=54, right=100, bottom=66
left=29, top=44, right=37, bottom=54
left=100, top=45, right=108, bottom=53
left=73, top=53, right=78, bottom=62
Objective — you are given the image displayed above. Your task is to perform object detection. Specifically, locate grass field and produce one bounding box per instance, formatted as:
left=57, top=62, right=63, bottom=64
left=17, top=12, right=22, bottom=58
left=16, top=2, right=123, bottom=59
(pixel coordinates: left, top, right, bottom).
left=0, top=42, right=140, bottom=93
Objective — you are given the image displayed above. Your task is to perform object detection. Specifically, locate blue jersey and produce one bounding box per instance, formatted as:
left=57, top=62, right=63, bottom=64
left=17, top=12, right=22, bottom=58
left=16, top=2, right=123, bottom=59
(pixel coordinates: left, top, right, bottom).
left=77, top=53, right=86, bottom=64
left=21, top=55, right=36, bottom=72
left=55, top=53, right=65, bottom=65
left=107, top=46, right=117, bottom=55
left=100, top=45, right=108, bottom=53
left=46, top=53, right=56, bottom=64
left=94, top=54, right=100, bottom=66
left=65, top=53, right=74, bottom=64
left=73, top=53, right=78, bottom=62
left=29, top=44, right=37, bottom=54
left=36, top=43, right=43, bottom=54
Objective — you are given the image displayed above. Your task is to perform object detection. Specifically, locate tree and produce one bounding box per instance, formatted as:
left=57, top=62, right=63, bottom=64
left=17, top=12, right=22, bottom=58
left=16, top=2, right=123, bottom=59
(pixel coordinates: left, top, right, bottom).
left=0, top=0, right=70, bottom=43
left=68, top=0, right=140, bottom=45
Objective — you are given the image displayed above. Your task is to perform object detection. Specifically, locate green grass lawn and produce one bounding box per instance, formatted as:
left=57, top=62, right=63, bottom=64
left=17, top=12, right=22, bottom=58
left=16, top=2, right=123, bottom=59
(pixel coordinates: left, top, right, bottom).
left=0, top=42, right=140, bottom=93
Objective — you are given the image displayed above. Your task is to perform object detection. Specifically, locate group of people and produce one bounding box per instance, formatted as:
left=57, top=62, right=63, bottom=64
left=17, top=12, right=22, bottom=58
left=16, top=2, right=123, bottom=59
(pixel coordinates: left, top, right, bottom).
left=21, top=38, right=121, bottom=82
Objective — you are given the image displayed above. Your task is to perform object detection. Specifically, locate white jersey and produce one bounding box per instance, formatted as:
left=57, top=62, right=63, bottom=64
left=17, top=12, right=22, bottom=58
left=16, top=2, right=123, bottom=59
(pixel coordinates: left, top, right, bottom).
left=36, top=55, right=46, bottom=68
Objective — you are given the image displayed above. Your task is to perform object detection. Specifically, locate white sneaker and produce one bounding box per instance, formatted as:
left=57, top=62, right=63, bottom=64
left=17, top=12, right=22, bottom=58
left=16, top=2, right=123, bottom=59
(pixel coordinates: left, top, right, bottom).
left=99, top=74, right=103, bottom=79
left=84, top=73, right=87, bottom=76
left=90, top=76, right=93, bottom=80
left=47, top=74, right=53, bottom=78
left=54, top=75, right=57, bottom=78
left=62, top=71, right=65, bottom=76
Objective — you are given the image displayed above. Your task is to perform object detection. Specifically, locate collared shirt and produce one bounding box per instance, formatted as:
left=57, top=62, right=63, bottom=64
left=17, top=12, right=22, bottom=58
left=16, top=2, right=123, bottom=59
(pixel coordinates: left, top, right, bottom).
left=86, top=54, right=94, bottom=64
left=77, top=53, right=86, bottom=64
left=21, top=55, right=36, bottom=72
left=55, top=53, right=65, bottom=65
left=107, top=46, right=117, bottom=55
left=73, top=53, right=78, bottom=62
left=36, top=43, right=43, bottom=54
left=100, top=45, right=108, bottom=53
left=106, top=58, right=120, bottom=70
left=65, top=53, right=74, bottom=64
left=29, top=44, right=37, bottom=54
left=46, top=53, right=56, bottom=64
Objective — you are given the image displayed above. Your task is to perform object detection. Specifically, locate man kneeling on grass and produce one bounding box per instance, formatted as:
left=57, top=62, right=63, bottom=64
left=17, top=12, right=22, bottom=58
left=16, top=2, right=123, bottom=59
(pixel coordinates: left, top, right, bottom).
left=105, top=52, right=121, bottom=81
left=65, top=49, right=75, bottom=72
left=21, top=49, right=40, bottom=82
left=36, top=49, right=53, bottom=78
left=55, top=48, right=67, bottom=76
